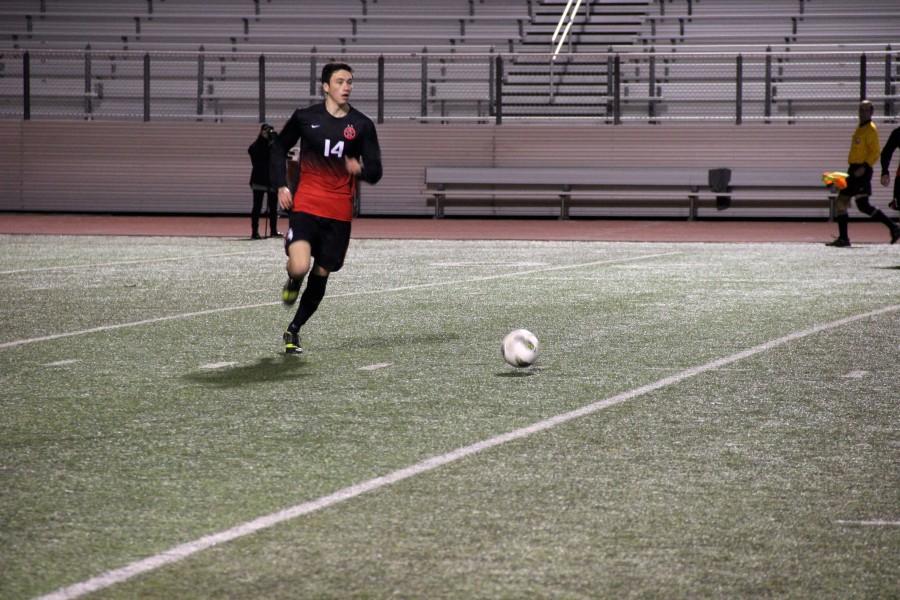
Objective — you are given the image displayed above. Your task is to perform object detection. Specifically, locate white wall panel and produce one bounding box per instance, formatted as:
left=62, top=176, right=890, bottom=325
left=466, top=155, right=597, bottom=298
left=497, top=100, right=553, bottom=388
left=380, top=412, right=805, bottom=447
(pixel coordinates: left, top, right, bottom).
left=0, top=120, right=887, bottom=218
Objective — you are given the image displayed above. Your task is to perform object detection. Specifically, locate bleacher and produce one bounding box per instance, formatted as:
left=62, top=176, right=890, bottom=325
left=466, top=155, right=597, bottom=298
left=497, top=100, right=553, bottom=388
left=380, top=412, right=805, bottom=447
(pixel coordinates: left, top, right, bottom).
left=0, top=0, right=896, bottom=122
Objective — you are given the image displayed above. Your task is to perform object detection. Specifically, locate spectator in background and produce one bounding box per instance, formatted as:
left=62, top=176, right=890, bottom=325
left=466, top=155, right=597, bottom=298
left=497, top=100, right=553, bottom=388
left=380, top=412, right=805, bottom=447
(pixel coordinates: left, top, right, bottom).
left=826, top=100, right=900, bottom=247
left=879, top=124, right=900, bottom=213
left=247, top=123, right=281, bottom=239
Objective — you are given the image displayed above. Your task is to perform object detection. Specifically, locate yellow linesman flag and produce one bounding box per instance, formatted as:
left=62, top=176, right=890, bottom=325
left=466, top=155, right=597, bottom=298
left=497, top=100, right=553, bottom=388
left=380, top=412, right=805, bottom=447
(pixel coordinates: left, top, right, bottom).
left=822, top=171, right=848, bottom=190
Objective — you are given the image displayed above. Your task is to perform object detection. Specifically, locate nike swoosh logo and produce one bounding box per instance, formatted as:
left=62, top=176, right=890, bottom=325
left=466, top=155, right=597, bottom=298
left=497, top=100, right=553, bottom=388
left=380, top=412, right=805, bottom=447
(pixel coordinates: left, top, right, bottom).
left=311, top=124, right=320, bottom=128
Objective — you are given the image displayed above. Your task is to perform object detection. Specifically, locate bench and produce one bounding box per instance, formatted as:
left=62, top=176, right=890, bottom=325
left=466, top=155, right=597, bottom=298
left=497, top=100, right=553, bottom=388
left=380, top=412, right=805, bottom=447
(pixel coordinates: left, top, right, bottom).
left=424, top=166, right=837, bottom=220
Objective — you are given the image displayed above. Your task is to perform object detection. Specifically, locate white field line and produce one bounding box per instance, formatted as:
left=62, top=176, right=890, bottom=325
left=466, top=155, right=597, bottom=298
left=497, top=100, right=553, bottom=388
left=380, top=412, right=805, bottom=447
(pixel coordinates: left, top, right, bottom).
left=198, top=362, right=237, bottom=370
left=35, top=302, right=900, bottom=600
left=835, top=520, right=900, bottom=526
left=359, top=362, right=393, bottom=371
left=0, top=250, right=267, bottom=276
left=1, top=252, right=679, bottom=350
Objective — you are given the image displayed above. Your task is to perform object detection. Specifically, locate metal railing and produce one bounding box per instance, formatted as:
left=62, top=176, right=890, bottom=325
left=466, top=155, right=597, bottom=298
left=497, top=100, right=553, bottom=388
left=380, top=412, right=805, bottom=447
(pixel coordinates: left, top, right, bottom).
left=1, top=47, right=896, bottom=124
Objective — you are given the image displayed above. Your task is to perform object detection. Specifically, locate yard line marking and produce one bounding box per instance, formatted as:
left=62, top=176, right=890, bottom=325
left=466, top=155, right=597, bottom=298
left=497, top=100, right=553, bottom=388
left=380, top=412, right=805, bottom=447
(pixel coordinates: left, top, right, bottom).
left=0, top=250, right=267, bottom=275
left=34, top=303, right=900, bottom=600
left=42, top=359, right=80, bottom=367
left=842, top=370, right=868, bottom=378
left=199, top=362, right=237, bottom=370
left=359, top=362, right=393, bottom=371
left=836, top=520, right=900, bottom=526
left=2, top=252, right=678, bottom=351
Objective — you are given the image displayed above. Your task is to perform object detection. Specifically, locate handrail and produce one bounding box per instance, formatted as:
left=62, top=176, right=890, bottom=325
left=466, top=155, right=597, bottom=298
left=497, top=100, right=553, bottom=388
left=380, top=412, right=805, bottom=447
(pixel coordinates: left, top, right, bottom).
left=3, top=47, right=897, bottom=124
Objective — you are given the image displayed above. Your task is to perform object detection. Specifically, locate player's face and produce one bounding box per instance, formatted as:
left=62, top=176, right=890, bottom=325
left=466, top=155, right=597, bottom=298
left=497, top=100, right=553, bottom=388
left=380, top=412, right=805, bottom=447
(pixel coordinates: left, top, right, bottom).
left=323, top=70, right=353, bottom=106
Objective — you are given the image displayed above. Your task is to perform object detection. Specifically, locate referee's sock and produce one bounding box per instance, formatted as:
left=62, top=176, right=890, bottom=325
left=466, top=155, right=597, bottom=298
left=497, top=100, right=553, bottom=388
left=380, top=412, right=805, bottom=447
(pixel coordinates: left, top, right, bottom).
left=836, top=213, right=849, bottom=240
left=288, top=272, right=329, bottom=333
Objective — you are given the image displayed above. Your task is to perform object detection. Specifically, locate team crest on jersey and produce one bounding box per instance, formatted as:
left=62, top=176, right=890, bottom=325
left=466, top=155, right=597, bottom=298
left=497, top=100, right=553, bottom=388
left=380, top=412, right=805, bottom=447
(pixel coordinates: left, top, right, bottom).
left=343, top=124, right=357, bottom=140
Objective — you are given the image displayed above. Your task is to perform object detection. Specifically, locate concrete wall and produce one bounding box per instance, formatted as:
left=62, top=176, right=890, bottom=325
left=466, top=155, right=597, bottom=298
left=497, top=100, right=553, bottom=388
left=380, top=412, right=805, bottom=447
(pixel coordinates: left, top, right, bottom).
left=1, top=119, right=887, bottom=218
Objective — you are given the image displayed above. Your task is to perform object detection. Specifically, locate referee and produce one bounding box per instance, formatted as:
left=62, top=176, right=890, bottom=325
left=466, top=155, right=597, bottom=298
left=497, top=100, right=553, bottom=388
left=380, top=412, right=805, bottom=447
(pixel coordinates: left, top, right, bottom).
left=826, top=100, right=900, bottom=247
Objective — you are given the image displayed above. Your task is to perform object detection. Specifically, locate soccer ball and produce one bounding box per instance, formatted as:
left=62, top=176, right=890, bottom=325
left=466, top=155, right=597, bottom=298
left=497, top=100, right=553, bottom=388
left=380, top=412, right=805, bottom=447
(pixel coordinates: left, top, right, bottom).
left=501, top=329, right=539, bottom=368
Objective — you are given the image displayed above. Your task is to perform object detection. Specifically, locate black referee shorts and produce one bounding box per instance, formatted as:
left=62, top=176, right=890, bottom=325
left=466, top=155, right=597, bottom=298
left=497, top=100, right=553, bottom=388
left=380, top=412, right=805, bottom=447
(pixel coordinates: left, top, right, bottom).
left=284, top=211, right=352, bottom=273
left=843, top=163, right=873, bottom=197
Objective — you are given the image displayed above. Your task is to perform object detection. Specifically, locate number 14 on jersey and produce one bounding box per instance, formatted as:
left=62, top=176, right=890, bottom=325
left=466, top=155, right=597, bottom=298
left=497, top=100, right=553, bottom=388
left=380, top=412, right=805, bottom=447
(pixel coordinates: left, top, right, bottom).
left=324, top=139, right=344, bottom=158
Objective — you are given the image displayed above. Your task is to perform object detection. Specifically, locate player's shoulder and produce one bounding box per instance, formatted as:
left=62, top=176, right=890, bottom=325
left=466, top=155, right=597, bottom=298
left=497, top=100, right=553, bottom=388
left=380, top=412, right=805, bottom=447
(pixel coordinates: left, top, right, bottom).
left=292, top=102, right=325, bottom=121
left=348, top=105, right=376, bottom=128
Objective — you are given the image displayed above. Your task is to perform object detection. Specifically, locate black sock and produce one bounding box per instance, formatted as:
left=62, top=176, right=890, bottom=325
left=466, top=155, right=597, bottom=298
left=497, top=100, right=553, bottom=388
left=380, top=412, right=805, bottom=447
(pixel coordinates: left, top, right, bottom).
left=288, top=272, right=328, bottom=333
left=837, top=214, right=849, bottom=240
left=870, top=209, right=897, bottom=230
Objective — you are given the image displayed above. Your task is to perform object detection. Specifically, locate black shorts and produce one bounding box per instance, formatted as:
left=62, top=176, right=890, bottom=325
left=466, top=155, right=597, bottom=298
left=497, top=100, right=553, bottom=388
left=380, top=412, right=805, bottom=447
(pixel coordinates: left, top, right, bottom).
left=843, top=163, right=873, bottom=197
left=284, top=211, right=352, bottom=272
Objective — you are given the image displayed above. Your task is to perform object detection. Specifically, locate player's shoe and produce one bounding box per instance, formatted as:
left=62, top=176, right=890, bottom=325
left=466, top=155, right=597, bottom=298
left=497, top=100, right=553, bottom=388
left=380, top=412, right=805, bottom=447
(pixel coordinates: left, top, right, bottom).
left=825, top=237, right=851, bottom=247
left=891, top=227, right=900, bottom=245
left=281, top=278, right=301, bottom=305
left=283, top=330, right=303, bottom=355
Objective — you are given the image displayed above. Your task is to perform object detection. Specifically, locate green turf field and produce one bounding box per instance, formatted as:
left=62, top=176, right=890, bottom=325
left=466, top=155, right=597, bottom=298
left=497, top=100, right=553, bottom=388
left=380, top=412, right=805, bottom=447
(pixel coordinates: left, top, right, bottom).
left=1, top=234, right=898, bottom=599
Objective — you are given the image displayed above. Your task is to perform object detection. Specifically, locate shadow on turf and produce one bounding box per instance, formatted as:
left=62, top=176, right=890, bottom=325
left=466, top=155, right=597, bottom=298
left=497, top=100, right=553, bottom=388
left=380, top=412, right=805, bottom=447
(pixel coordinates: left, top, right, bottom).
left=183, top=355, right=308, bottom=388
left=495, top=369, right=537, bottom=377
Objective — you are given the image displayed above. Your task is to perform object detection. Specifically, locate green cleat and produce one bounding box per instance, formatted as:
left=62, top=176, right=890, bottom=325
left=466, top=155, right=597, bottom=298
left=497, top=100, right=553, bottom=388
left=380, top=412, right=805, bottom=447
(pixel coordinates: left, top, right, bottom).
left=283, top=330, right=303, bottom=355
left=281, top=278, right=301, bottom=305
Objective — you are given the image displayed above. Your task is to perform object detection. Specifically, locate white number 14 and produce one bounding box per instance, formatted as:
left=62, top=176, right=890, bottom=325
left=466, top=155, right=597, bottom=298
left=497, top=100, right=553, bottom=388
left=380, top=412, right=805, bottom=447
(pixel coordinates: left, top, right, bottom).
left=324, top=139, right=344, bottom=158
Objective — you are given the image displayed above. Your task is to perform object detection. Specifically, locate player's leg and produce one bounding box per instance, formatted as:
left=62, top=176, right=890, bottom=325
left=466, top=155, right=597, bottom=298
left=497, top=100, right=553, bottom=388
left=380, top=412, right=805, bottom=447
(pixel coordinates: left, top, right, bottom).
left=281, top=238, right=312, bottom=354
left=266, top=190, right=281, bottom=237
left=282, top=237, right=311, bottom=305
left=827, top=192, right=852, bottom=246
left=286, top=263, right=331, bottom=336
left=283, top=216, right=351, bottom=354
left=890, top=174, right=900, bottom=211
left=251, top=189, right=264, bottom=239
left=855, top=195, right=900, bottom=243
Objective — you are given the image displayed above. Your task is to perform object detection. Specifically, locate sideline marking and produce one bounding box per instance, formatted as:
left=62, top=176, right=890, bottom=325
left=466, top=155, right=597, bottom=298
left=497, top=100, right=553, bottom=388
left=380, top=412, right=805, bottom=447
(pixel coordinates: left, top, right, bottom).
left=35, top=303, right=900, bottom=600
left=836, top=520, right=900, bottom=526
left=2, top=252, right=678, bottom=350
left=0, top=250, right=267, bottom=276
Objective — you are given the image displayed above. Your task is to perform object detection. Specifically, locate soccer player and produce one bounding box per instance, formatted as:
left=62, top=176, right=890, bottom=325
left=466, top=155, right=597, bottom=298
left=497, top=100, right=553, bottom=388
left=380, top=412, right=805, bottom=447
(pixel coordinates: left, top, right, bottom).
left=826, top=100, right=900, bottom=247
left=879, top=125, right=900, bottom=213
left=269, top=63, right=383, bottom=354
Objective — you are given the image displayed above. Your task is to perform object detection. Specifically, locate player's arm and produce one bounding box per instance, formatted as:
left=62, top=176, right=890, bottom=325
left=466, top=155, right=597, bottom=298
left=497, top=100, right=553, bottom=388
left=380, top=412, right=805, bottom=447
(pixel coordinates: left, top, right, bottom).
left=355, top=122, right=383, bottom=185
left=865, top=127, right=880, bottom=169
left=270, top=111, right=303, bottom=208
left=880, top=128, right=900, bottom=185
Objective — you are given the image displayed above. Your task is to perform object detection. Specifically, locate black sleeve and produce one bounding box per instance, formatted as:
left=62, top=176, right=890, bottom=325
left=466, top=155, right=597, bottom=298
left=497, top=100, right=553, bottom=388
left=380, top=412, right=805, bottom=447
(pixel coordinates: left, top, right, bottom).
left=881, top=127, right=900, bottom=175
left=358, top=120, right=383, bottom=185
left=270, top=111, right=303, bottom=189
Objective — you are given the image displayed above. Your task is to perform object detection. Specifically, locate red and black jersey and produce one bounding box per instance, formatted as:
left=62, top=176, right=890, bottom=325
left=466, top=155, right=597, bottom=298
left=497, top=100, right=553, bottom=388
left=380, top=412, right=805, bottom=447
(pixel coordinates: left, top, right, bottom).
left=270, top=103, right=382, bottom=222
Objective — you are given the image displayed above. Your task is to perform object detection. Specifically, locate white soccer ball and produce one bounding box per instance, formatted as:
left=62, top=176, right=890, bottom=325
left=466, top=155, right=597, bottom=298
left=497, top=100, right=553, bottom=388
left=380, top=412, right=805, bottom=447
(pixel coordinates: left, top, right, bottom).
left=501, top=329, right=539, bottom=368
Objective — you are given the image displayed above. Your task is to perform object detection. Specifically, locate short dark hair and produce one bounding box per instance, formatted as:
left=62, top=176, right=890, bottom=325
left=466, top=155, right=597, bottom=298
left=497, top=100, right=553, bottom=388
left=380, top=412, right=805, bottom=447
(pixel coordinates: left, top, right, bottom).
left=321, top=63, right=353, bottom=85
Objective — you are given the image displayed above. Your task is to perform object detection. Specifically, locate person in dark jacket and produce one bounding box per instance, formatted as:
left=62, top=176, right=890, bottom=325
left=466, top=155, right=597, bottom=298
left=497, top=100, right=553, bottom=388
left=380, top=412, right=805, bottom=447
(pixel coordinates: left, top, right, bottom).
left=880, top=125, right=900, bottom=212
left=248, top=123, right=281, bottom=239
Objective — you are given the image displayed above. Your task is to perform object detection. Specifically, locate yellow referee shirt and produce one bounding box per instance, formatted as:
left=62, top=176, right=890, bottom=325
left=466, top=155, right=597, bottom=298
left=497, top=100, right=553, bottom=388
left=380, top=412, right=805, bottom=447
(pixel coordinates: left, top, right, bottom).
left=848, top=121, right=880, bottom=166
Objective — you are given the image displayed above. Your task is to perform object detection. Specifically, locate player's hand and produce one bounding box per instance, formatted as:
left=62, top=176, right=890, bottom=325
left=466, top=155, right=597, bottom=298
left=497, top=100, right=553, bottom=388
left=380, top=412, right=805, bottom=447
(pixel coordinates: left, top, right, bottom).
left=278, top=186, right=293, bottom=211
left=881, top=173, right=891, bottom=187
left=345, top=156, right=362, bottom=176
